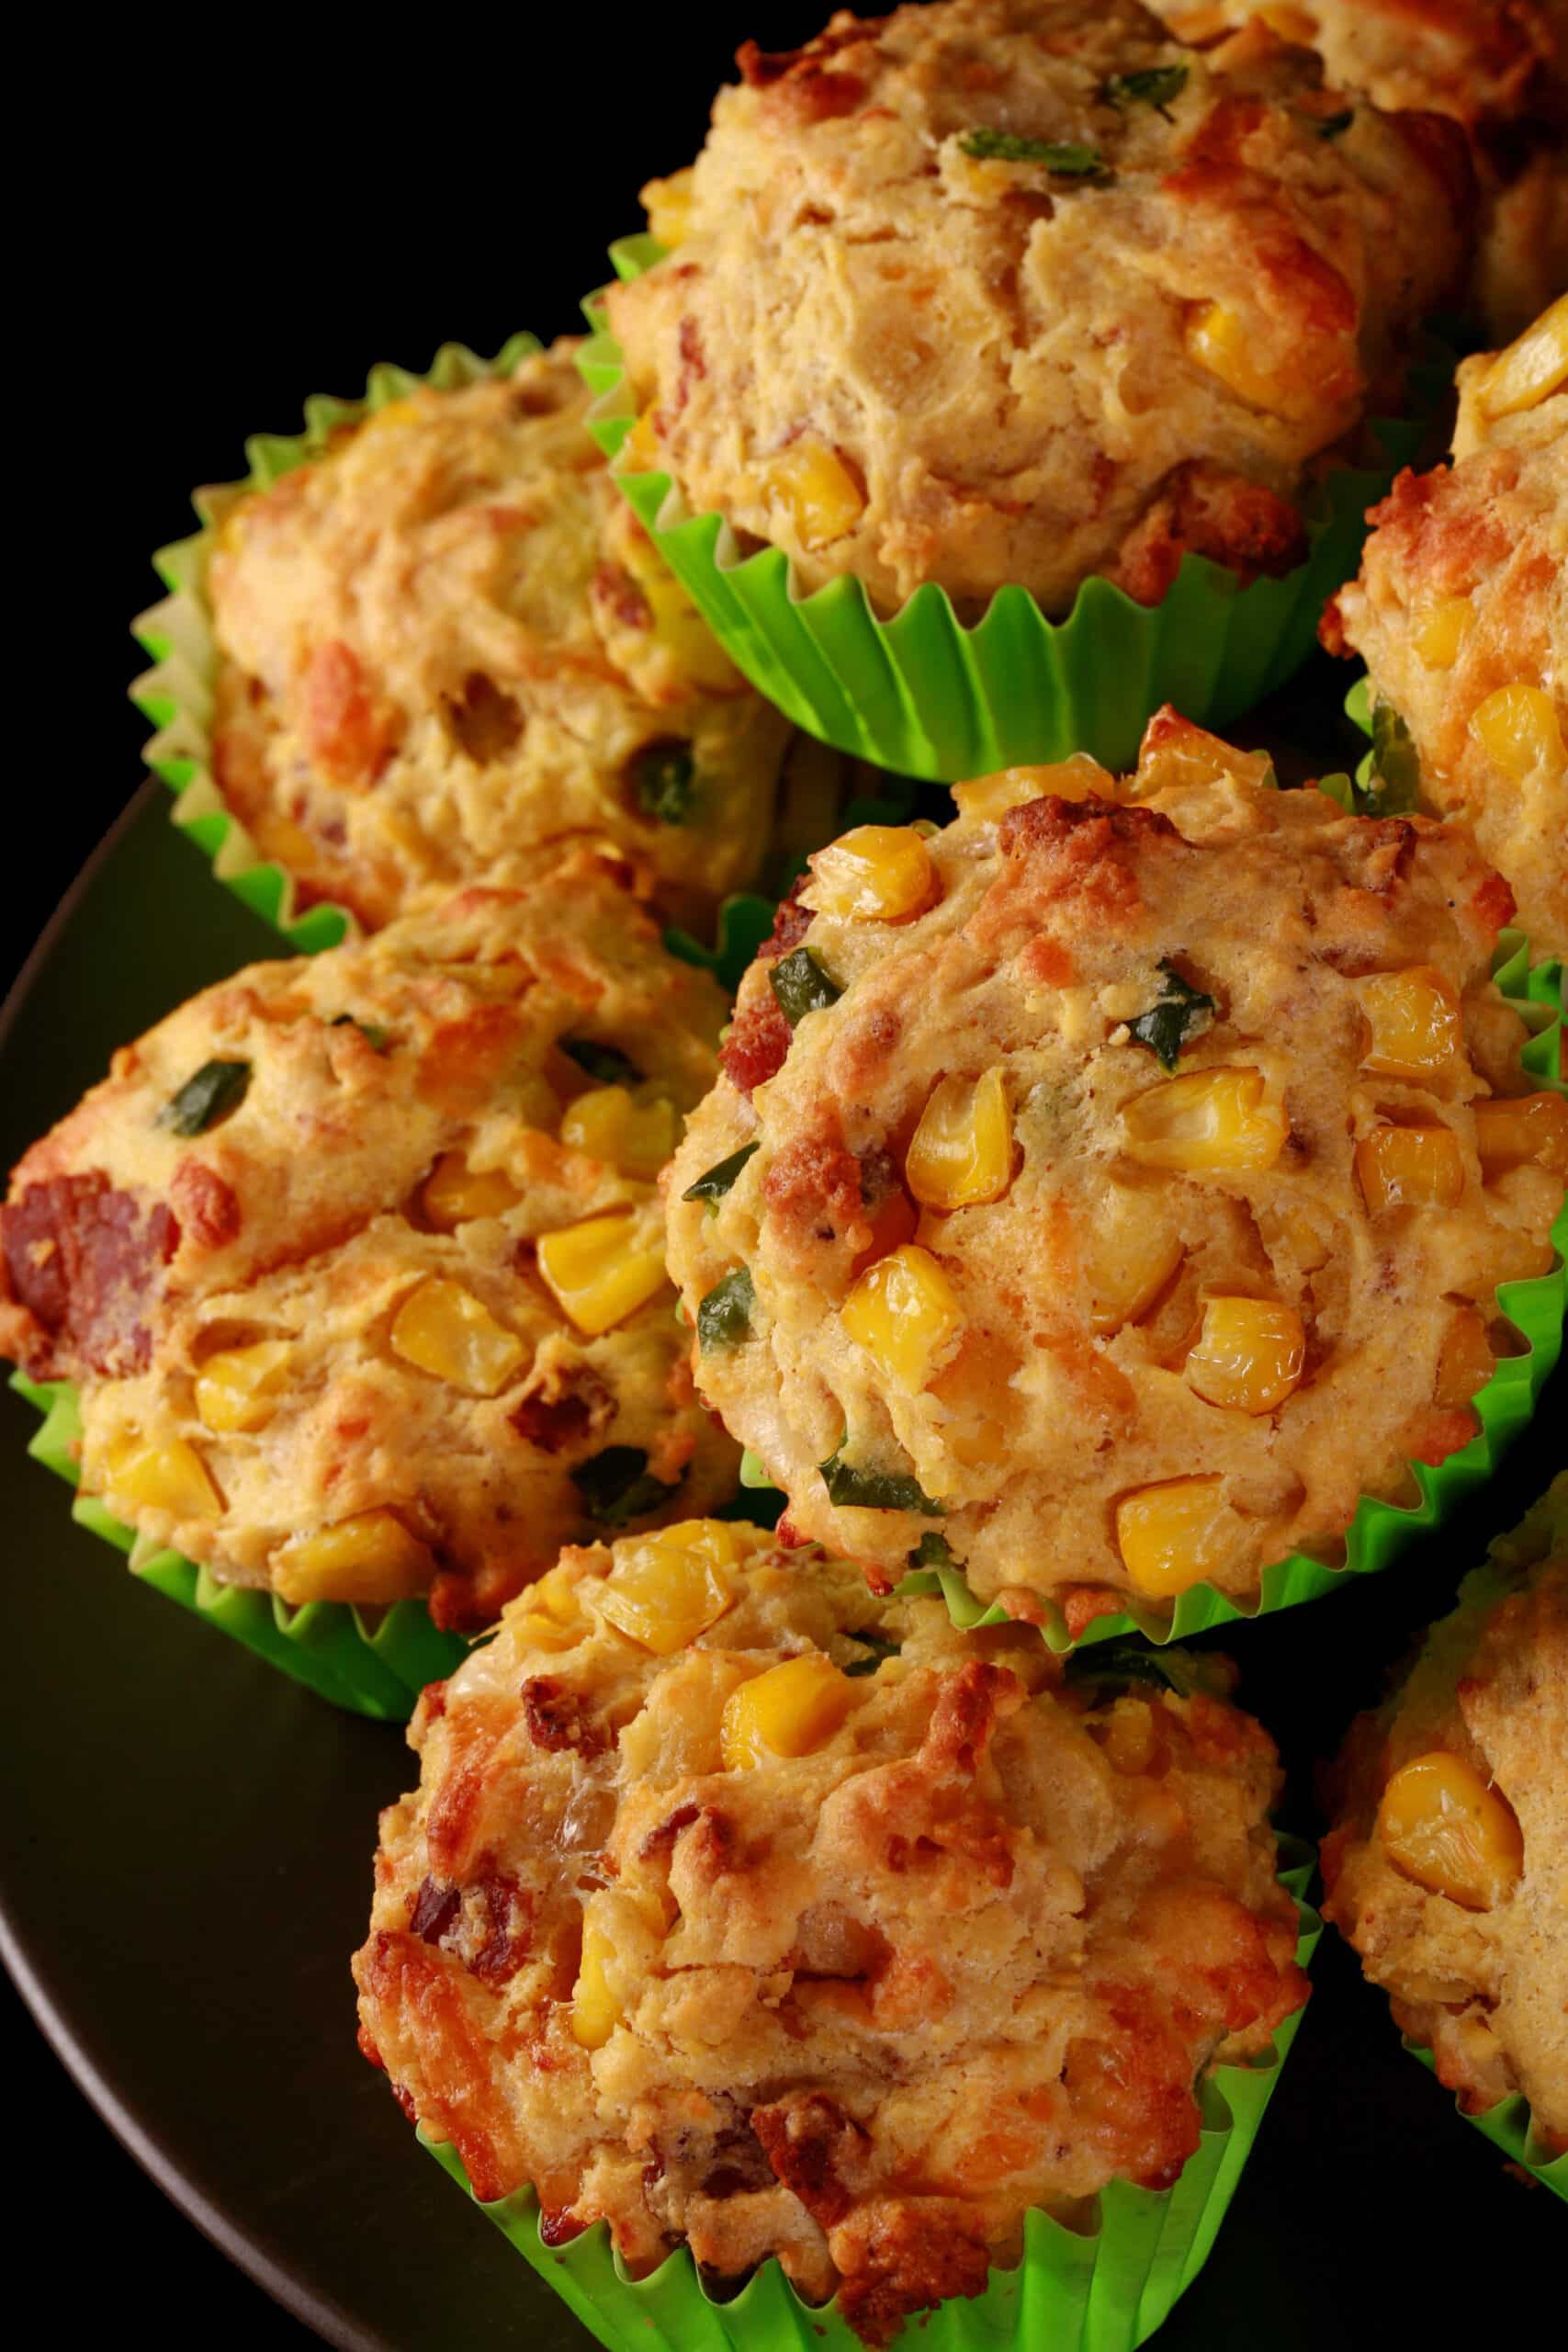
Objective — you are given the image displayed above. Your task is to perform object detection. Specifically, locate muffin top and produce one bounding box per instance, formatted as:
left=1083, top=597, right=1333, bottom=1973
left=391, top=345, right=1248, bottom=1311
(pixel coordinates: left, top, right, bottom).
left=663, top=716, right=1564, bottom=1631
left=0, top=858, right=736, bottom=1628
left=1322, top=298, right=1568, bottom=961
left=355, top=1516, right=1306, bottom=2343
left=206, top=337, right=790, bottom=931
left=1321, top=1476, right=1567, bottom=2150
left=606, top=0, right=1470, bottom=616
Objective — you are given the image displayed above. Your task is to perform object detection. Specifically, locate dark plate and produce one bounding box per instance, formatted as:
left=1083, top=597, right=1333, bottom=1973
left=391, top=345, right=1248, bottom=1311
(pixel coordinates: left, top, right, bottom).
left=2, top=778, right=1562, bottom=2352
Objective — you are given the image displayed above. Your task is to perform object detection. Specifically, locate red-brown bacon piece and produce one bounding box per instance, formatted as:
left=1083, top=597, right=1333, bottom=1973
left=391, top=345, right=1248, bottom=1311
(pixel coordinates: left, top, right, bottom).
left=0, top=1172, right=178, bottom=1379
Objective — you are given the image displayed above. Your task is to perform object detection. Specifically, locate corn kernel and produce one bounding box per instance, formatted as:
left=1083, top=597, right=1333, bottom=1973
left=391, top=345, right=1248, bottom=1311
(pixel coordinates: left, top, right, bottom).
left=1377, top=1751, right=1524, bottom=1910
left=594, top=1520, right=739, bottom=1654
left=840, top=1244, right=965, bottom=1391
left=1115, top=1476, right=1242, bottom=1598
left=809, top=826, right=935, bottom=923
left=1185, top=304, right=1320, bottom=422
left=1476, top=294, right=1568, bottom=421
left=721, top=1652, right=856, bottom=1770
left=108, top=1435, right=221, bottom=1521
left=642, top=166, right=694, bottom=249
left=761, top=439, right=866, bottom=550
left=1414, top=596, right=1475, bottom=670
left=560, top=1086, right=680, bottom=1180
left=1355, top=1124, right=1464, bottom=1212
left=907, top=1069, right=1015, bottom=1209
left=618, top=413, right=661, bottom=473
left=389, top=1278, right=527, bottom=1396
left=510, top=1611, right=580, bottom=1654
left=421, top=1152, right=521, bottom=1229
left=570, top=1915, right=621, bottom=2050
left=195, top=1340, right=291, bottom=1434
left=1356, top=967, right=1463, bottom=1080
left=1470, top=682, right=1566, bottom=782
left=1184, top=1296, right=1305, bottom=1414
left=1122, top=1068, right=1287, bottom=1173
left=272, top=1510, right=433, bottom=1605
left=536, top=1213, right=669, bottom=1337
left=952, top=756, right=1113, bottom=820
left=1133, top=710, right=1275, bottom=798
left=1083, top=1196, right=1185, bottom=1335
left=1473, top=1091, right=1568, bottom=1178
left=530, top=1563, right=584, bottom=1625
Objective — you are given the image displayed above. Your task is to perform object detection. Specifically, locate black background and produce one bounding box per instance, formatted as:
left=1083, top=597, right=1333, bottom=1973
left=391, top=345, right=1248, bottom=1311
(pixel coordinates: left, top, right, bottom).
left=9, top=14, right=1564, bottom=2347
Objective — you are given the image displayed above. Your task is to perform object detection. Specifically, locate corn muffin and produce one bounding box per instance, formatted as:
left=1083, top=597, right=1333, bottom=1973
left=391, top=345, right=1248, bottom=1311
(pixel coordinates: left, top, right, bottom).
left=1150, top=1, right=1568, bottom=338
left=1321, top=1476, right=1567, bottom=2154
left=1322, top=299, right=1568, bottom=960
left=355, top=1516, right=1307, bottom=2344
left=0, top=856, right=738, bottom=1630
left=607, top=0, right=1471, bottom=619
left=664, top=714, right=1565, bottom=1631
left=206, top=337, right=791, bottom=931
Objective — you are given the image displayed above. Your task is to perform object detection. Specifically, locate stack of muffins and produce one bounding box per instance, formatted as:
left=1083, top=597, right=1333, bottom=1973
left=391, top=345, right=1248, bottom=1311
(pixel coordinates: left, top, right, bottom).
left=3, top=4, right=1564, bottom=2346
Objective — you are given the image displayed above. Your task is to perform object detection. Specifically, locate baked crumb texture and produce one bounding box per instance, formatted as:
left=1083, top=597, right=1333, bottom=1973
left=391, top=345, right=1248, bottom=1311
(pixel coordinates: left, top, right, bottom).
left=355, top=1520, right=1307, bottom=2345
left=607, top=0, right=1472, bottom=617
left=1322, top=1474, right=1567, bottom=2156
left=0, top=860, right=737, bottom=1631
left=664, top=716, right=1566, bottom=1628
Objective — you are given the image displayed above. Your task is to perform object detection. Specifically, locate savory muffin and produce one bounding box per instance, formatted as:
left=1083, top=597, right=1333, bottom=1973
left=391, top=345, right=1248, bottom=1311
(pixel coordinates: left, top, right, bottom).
left=1148, top=1, right=1568, bottom=338
left=205, top=336, right=791, bottom=931
left=0, top=855, right=738, bottom=1630
left=607, top=0, right=1471, bottom=618
left=664, top=714, right=1566, bottom=1631
left=355, top=1517, right=1307, bottom=2343
left=1321, top=1476, right=1567, bottom=2155
left=1322, top=298, right=1567, bottom=960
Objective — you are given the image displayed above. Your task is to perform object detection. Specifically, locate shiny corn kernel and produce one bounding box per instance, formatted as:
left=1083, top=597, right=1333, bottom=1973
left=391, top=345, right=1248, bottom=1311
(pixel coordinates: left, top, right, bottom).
left=390, top=1278, right=527, bottom=1397
left=1115, top=1476, right=1241, bottom=1599
left=809, top=826, right=935, bottom=922
left=109, top=1435, right=221, bottom=1521
left=907, top=1069, right=1014, bottom=1209
left=1470, top=682, right=1566, bottom=782
left=272, top=1510, right=433, bottom=1605
left=594, top=1521, right=739, bottom=1654
left=722, top=1652, right=856, bottom=1770
left=560, top=1086, right=679, bottom=1180
left=1476, top=294, right=1568, bottom=420
left=642, top=166, right=694, bottom=248
left=1184, top=1296, right=1305, bottom=1415
left=840, top=1244, right=965, bottom=1391
left=536, top=1213, right=669, bottom=1337
left=619, top=413, right=661, bottom=473
left=1185, top=304, right=1319, bottom=422
left=511, top=1611, right=580, bottom=1654
left=761, top=439, right=866, bottom=550
left=1357, top=967, right=1463, bottom=1080
left=953, top=756, right=1114, bottom=820
left=1473, top=1091, right=1568, bottom=1178
left=194, top=1340, right=291, bottom=1434
left=1122, top=1068, right=1287, bottom=1173
left=1133, top=711, right=1275, bottom=798
left=531, top=1563, right=584, bottom=1625
left=570, top=1916, right=621, bottom=2050
left=1377, top=1751, right=1524, bottom=1910
left=1414, top=597, right=1475, bottom=670
left=1355, top=1124, right=1465, bottom=1213
left=1083, top=1197, right=1184, bottom=1335
left=422, top=1152, right=521, bottom=1230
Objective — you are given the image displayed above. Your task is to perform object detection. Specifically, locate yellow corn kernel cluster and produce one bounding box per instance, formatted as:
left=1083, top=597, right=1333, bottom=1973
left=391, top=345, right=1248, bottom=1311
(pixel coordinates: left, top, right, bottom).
left=1131, top=720, right=1274, bottom=800
left=809, top=826, right=935, bottom=923
left=272, top=1510, right=434, bottom=1605
left=1184, top=1296, right=1305, bottom=1415
left=1115, top=1475, right=1241, bottom=1598
left=642, top=166, right=694, bottom=249
left=195, top=1340, right=291, bottom=1434
left=108, top=1434, right=221, bottom=1520
left=594, top=1520, right=739, bottom=1654
left=421, top=1152, right=521, bottom=1230
left=570, top=1888, right=666, bottom=2050
left=1356, top=967, right=1463, bottom=1080
left=1184, top=304, right=1319, bottom=423
left=953, top=755, right=1113, bottom=820
left=1470, top=682, right=1566, bottom=783
left=560, top=1086, right=679, bottom=1180
left=390, top=1278, right=527, bottom=1397
left=722, top=1652, right=856, bottom=1770
left=1473, top=1091, right=1568, bottom=1178
left=1355, top=1124, right=1464, bottom=1213
left=570, top=1916, right=621, bottom=2050
left=1474, top=293, right=1568, bottom=422
left=512, top=1561, right=590, bottom=1653
left=907, top=1069, right=1014, bottom=1209
left=1122, top=1068, right=1287, bottom=1174
left=536, top=1212, right=668, bottom=1336
left=1414, top=596, right=1476, bottom=671
left=1083, top=1197, right=1184, bottom=1335
left=840, top=1243, right=964, bottom=1391
left=761, top=439, right=866, bottom=550
left=1377, top=1750, right=1524, bottom=1910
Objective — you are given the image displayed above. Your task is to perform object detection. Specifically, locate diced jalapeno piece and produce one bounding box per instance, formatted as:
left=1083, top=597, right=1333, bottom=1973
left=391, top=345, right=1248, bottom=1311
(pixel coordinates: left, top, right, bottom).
left=697, top=1265, right=756, bottom=1351
left=819, top=1436, right=946, bottom=1516
left=158, top=1059, right=252, bottom=1136
left=769, top=947, right=842, bottom=1026
left=1127, top=961, right=1216, bottom=1074
left=562, top=1038, right=642, bottom=1086
left=570, top=1445, right=682, bottom=1526
left=682, top=1141, right=760, bottom=1206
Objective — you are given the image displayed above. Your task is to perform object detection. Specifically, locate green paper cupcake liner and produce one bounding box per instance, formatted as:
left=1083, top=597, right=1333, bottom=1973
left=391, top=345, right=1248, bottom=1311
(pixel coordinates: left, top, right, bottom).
left=578, top=236, right=1451, bottom=782
left=1403, top=2041, right=1567, bottom=2203
left=418, top=1846, right=1318, bottom=2351
left=9, top=1372, right=468, bottom=1721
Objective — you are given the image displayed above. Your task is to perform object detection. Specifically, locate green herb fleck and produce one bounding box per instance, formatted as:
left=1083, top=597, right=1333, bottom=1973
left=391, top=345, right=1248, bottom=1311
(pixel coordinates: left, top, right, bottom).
left=570, top=1446, right=682, bottom=1526
left=1366, top=703, right=1423, bottom=814
left=844, top=1632, right=902, bottom=1679
left=820, top=1436, right=946, bottom=1517
left=157, top=1059, right=252, bottom=1137
left=562, top=1037, right=642, bottom=1086
left=682, top=1141, right=760, bottom=1207
left=1066, top=1643, right=1232, bottom=1702
left=908, top=1531, right=954, bottom=1571
left=1127, top=961, right=1216, bottom=1074
left=769, top=946, right=842, bottom=1027
left=958, top=129, right=1112, bottom=179
left=330, top=1014, right=390, bottom=1051
left=697, top=1265, right=756, bottom=1351
left=634, top=741, right=698, bottom=826
left=1099, top=63, right=1188, bottom=118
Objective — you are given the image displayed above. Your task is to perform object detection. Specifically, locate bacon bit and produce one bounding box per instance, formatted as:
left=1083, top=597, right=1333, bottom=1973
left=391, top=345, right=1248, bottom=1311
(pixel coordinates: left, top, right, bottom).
left=1342, top=816, right=1419, bottom=899
left=521, top=1676, right=607, bottom=1757
left=592, top=562, right=652, bottom=633
left=773, top=1512, right=811, bottom=1551
left=720, top=995, right=795, bottom=1097
left=302, top=639, right=397, bottom=788
left=750, top=2092, right=867, bottom=2227
left=1405, top=1406, right=1481, bottom=1466
left=1111, top=463, right=1307, bottom=605
left=1472, top=869, right=1517, bottom=941
left=638, top=1800, right=701, bottom=1860
left=510, top=1369, right=612, bottom=1455
left=676, top=317, right=706, bottom=410
left=538, top=2207, right=586, bottom=2246
left=762, top=1125, right=863, bottom=1241
left=169, top=1159, right=242, bottom=1250
left=982, top=795, right=1180, bottom=942
left=468, top=1873, right=536, bottom=1986
left=0, top=1172, right=178, bottom=1380
left=835, top=2199, right=992, bottom=2348
left=409, top=1875, right=461, bottom=1945
left=1061, top=1585, right=1132, bottom=1639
